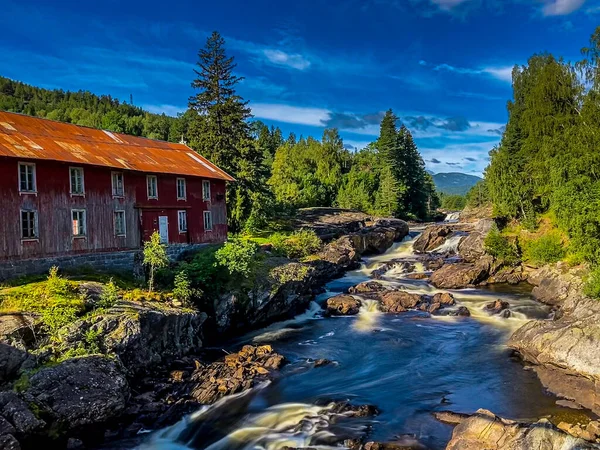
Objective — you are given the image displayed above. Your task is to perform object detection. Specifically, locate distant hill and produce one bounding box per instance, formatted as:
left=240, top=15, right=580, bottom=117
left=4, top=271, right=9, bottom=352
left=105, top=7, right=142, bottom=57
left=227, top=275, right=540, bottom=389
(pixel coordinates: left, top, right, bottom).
left=433, top=172, right=481, bottom=196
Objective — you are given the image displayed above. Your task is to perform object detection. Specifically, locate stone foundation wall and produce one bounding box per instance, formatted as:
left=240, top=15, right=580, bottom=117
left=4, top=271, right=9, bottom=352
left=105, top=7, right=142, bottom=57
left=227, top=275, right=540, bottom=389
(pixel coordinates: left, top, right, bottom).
left=0, top=244, right=207, bottom=281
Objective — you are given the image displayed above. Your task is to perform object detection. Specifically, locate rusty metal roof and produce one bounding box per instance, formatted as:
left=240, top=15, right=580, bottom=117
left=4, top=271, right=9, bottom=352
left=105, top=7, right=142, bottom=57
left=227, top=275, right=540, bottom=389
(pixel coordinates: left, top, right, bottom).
left=0, top=111, right=234, bottom=181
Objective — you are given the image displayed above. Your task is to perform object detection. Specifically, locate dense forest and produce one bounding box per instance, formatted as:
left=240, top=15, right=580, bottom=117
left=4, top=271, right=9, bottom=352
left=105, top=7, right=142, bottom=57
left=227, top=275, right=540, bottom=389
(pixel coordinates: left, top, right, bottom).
left=479, top=26, right=600, bottom=275
left=0, top=32, right=439, bottom=231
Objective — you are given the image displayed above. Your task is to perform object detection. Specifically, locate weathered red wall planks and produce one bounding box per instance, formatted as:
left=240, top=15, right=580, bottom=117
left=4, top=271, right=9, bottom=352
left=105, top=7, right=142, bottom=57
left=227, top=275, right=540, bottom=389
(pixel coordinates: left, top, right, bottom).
left=0, top=157, right=227, bottom=260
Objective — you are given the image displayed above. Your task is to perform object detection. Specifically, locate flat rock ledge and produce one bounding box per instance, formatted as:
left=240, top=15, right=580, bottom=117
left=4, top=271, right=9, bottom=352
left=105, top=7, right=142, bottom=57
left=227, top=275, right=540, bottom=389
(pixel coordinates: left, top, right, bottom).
left=442, top=409, right=597, bottom=450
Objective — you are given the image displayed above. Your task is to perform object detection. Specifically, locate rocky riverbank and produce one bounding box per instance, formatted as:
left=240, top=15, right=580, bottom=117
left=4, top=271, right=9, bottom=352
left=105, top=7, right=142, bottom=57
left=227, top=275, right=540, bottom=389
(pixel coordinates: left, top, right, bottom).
left=0, top=211, right=409, bottom=449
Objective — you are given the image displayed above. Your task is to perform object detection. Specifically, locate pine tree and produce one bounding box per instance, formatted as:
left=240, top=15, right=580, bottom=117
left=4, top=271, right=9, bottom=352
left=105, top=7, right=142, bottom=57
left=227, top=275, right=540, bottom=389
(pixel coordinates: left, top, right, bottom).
left=375, top=166, right=400, bottom=217
left=188, top=31, right=267, bottom=231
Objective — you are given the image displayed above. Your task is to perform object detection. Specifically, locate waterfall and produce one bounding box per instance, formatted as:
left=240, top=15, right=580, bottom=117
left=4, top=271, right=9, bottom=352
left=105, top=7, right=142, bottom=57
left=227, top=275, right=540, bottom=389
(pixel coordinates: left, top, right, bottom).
left=353, top=299, right=381, bottom=332
left=431, top=234, right=464, bottom=255
left=444, top=211, right=461, bottom=222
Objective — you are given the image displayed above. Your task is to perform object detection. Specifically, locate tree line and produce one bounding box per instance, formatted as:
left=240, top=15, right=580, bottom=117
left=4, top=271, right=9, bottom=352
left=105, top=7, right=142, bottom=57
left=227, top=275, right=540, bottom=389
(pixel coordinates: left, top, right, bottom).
left=0, top=31, right=440, bottom=231
left=483, top=26, right=600, bottom=265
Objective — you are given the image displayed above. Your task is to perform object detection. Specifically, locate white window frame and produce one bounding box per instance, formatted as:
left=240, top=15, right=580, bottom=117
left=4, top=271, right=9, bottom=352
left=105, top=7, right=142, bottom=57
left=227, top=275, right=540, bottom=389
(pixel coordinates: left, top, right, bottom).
left=114, top=210, right=126, bottom=237
left=71, top=209, right=87, bottom=238
left=18, top=162, right=37, bottom=194
left=178, top=210, right=188, bottom=233
left=202, top=180, right=211, bottom=201
left=69, top=167, right=85, bottom=196
left=147, top=175, right=158, bottom=199
left=20, top=210, right=38, bottom=241
left=203, top=210, right=213, bottom=231
left=111, top=172, right=124, bottom=197
left=176, top=178, right=187, bottom=201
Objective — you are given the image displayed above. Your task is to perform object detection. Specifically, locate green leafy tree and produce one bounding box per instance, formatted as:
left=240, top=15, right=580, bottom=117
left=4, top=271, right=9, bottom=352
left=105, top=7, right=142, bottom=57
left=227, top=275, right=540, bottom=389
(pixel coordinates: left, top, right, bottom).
left=214, top=237, right=259, bottom=278
left=188, top=31, right=267, bottom=231
left=143, top=231, right=169, bottom=292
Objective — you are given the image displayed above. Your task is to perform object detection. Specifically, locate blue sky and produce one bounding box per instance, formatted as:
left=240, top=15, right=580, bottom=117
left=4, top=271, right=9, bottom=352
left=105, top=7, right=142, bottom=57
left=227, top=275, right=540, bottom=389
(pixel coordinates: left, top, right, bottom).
left=2, top=0, right=599, bottom=175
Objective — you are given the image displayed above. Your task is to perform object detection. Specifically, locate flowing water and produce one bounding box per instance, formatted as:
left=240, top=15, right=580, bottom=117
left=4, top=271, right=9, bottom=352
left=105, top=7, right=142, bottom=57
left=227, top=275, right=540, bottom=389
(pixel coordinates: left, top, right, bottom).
left=140, top=231, right=589, bottom=450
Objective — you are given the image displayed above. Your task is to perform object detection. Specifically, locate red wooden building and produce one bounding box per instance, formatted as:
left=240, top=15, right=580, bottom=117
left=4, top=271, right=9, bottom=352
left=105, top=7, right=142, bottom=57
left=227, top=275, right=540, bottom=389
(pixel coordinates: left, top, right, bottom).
left=0, top=111, right=234, bottom=261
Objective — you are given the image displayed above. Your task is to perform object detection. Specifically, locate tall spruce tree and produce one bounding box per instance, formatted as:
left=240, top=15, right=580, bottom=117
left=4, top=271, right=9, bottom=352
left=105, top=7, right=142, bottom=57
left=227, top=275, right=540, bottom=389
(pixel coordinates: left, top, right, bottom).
left=188, top=31, right=267, bottom=231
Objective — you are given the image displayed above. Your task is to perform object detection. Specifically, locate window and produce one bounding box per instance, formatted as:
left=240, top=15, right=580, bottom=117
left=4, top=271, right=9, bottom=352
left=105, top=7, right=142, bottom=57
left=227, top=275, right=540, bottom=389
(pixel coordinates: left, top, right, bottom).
left=177, top=178, right=186, bottom=200
left=21, top=210, right=38, bottom=239
left=147, top=175, right=158, bottom=199
left=112, top=172, right=124, bottom=197
left=18, top=163, right=36, bottom=193
left=72, top=210, right=86, bottom=237
left=203, top=210, right=213, bottom=231
left=178, top=210, right=188, bottom=232
left=202, top=180, right=211, bottom=201
left=70, top=167, right=85, bottom=195
left=114, top=211, right=126, bottom=236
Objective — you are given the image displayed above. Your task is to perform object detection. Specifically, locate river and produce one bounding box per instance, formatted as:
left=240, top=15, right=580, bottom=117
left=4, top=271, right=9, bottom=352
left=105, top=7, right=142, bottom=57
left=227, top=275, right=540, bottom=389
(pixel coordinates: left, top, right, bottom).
left=140, top=228, right=587, bottom=450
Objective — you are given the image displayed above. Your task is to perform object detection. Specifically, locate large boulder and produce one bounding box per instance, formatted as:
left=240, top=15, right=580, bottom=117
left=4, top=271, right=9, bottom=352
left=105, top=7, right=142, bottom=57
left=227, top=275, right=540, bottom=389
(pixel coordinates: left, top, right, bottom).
left=413, top=225, right=453, bottom=253
left=379, top=291, right=423, bottom=313
left=0, top=344, right=32, bottom=386
left=326, top=295, right=361, bottom=316
left=457, top=219, right=493, bottom=262
left=508, top=295, right=600, bottom=413
left=527, top=262, right=586, bottom=306
left=59, top=305, right=207, bottom=374
left=430, top=258, right=492, bottom=289
left=23, top=356, right=129, bottom=430
left=445, top=409, right=594, bottom=450
left=0, top=314, right=36, bottom=349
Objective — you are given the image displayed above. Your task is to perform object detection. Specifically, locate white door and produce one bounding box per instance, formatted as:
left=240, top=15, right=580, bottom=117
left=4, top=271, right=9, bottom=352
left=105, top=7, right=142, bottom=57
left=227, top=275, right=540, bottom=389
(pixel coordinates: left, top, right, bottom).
left=158, top=216, right=169, bottom=244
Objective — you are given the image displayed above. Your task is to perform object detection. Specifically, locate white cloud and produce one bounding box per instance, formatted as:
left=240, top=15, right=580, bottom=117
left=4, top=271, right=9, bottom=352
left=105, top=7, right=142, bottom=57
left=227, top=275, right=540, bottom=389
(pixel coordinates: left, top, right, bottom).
left=542, top=0, right=586, bottom=16
left=142, top=104, right=185, bottom=116
left=482, top=66, right=514, bottom=82
left=262, top=49, right=311, bottom=71
left=430, top=0, right=472, bottom=10
left=420, top=140, right=499, bottom=176
left=250, top=103, right=331, bottom=126
left=434, top=62, right=515, bottom=83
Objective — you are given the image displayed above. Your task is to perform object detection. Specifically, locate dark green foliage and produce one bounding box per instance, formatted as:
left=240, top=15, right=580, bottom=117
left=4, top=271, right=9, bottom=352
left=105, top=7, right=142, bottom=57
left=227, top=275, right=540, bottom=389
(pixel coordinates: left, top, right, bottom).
left=465, top=180, right=490, bottom=208
left=522, top=233, right=566, bottom=265
left=188, top=31, right=268, bottom=231
left=484, top=227, right=520, bottom=265
left=440, top=194, right=467, bottom=210
left=584, top=266, right=600, bottom=299
left=484, top=27, right=600, bottom=267
left=214, top=237, right=260, bottom=278
left=0, top=76, right=182, bottom=140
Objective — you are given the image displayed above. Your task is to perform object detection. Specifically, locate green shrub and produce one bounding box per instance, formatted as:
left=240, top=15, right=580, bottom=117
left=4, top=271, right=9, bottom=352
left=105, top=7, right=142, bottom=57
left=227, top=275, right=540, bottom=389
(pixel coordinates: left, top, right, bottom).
left=215, top=238, right=260, bottom=278
left=172, top=271, right=193, bottom=305
left=522, top=233, right=566, bottom=265
left=584, top=266, right=600, bottom=299
left=484, top=226, right=519, bottom=264
left=270, top=230, right=322, bottom=259
left=41, top=304, right=80, bottom=337
left=98, top=279, right=119, bottom=308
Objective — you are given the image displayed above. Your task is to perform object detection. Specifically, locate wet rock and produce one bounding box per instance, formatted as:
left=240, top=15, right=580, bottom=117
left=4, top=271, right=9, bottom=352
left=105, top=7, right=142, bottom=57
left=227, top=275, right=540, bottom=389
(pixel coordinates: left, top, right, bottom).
left=58, top=306, right=207, bottom=375
left=485, top=300, right=510, bottom=315
left=445, top=409, right=594, bottom=450
left=345, top=439, right=427, bottom=450
left=486, top=265, right=528, bottom=285
left=0, top=392, right=45, bottom=435
left=433, top=292, right=455, bottom=306
left=0, top=434, right=20, bottom=450
left=430, top=258, right=491, bottom=289
left=349, top=281, right=387, bottom=295
left=413, top=225, right=453, bottom=253
left=330, top=402, right=379, bottom=417
left=314, top=359, right=333, bottom=368
left=422, top=257, right=446, bottom=272
left=23, top=356, right=129, bottom=430
left=379, top=291, right=422, bottom=313
left=444, top=306, right=471, bottom=317
left=326, top=295, right=361, bottom=316
left=179, top=345, right=285, bottom=405
left=433, top=410, right=470, bottom=425
left=405, top=273, right=429, bottom=280
left=0, top=344, right=32, bottom=385
left=428, top=303, right=441, bottom=313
